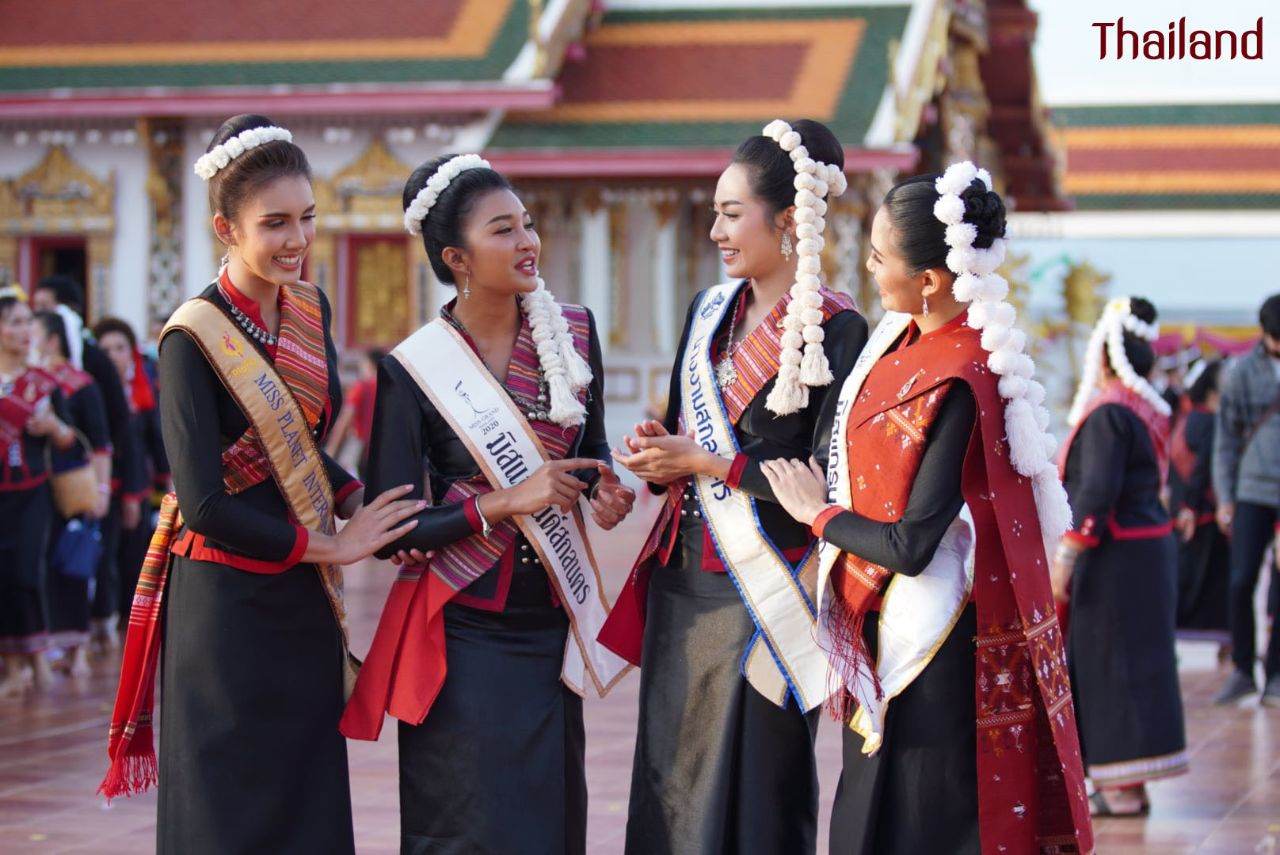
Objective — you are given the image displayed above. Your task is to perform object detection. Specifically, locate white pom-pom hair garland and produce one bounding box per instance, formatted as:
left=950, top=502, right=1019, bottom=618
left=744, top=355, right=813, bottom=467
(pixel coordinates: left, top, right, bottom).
left=759, top=119, right=848, bottom=416
left=519, top=278, right=593, bottom=428
left=1066, top=297, right=1171, bottom=427
left=934, top=160, right=1073, bottom=544
left=194, top=126, right=294, bottom=181
left=403, top=154, right=492, bottom=236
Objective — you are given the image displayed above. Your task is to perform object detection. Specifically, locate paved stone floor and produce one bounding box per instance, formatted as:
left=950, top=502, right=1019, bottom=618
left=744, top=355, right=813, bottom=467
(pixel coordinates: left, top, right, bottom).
left=2, top=495, right=1278, bottom=853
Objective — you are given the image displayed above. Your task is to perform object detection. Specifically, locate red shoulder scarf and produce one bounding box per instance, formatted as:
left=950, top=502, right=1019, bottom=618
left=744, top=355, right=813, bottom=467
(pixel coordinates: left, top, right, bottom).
left=831, top=315, right=1094, bottom=855
left=0, top=366, right=57, bottom=449
left=48, top=361, right=93, bottom=397
left=1057, top=381, right=1171, bottom=492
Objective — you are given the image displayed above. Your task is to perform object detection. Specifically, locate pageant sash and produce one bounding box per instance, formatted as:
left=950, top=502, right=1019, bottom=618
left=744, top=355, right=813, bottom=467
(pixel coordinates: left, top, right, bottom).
left=393, top=319, right=629, bottom=696
left=165, top=300, right=353, bottom=681
left=817, top=311, right=974, bottom=753
left=682, top=283, right=828, bottom=711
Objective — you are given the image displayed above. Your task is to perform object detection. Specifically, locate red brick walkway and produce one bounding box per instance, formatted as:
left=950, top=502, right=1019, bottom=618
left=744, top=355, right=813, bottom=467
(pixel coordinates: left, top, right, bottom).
left=2, top=497, right=1278, bottom=853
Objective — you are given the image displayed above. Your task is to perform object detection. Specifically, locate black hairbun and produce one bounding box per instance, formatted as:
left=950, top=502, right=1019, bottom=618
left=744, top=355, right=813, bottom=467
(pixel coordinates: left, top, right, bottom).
left=402, top=156, right=512, bottom=285
left=731, top=118, right=844, bottom=215
left=1128, top=296, right=1158, bottom=325
left=959, top=179, right=1007, bottom=249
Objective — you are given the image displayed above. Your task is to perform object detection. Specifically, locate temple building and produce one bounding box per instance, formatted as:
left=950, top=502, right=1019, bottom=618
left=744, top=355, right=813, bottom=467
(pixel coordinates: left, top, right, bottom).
left=0, top=0, right=1062, bottom=426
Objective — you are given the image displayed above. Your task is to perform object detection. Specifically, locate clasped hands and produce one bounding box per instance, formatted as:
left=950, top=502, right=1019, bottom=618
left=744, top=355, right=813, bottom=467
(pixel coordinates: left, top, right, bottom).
left=389, top=459, right=637, bottom=566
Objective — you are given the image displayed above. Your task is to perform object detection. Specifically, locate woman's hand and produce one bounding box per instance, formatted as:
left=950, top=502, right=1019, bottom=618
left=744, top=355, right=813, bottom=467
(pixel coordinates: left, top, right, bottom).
left=488, top=458, right=600, bottom=519
left=390, top=548, right=435, bottom=567
left=1175, top=507, right=1197, bottom=543
left=322, top=484, right=424, bottom=565
left=759, top=457, right=829, bottom=527
left=1050, top=542, right=1079, bottom=604
left=589, top=463, right=636, bottom=531
left=612, top=421, right=725, bottom=485
left=26, top=399, right=71, bottom=448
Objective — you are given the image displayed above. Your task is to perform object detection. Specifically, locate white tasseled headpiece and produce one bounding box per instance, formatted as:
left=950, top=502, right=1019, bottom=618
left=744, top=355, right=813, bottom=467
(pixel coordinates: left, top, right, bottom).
left=1066, top=297, right=1170, bottom=427
left=934, top=161, right=1073, bottom=545
left=759, top=119, right=849, bottom=416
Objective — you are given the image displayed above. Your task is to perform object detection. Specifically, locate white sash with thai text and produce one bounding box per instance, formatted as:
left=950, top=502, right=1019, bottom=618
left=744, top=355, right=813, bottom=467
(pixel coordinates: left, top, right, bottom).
left=818, top=310, right=974, bottom=753
left=393, top=319, right=629, bottom=697
left=683, top=283, right=829, bottom=711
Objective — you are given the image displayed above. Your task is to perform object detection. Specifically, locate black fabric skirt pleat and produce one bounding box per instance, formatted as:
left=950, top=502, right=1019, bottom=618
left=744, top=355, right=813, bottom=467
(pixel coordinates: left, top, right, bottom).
left=0, top=486, right=53, bottom=653
left=397, top=585, right=586, bottom=855
left=1176, top=523, right=1231, bottom=635
left=157, top=554, right=354, bottom=855
left=829, top=603, right=979, bottom=855
left=1068, top=535, right=1187, bottom=780
left=624, top=551, right=820, bottom=855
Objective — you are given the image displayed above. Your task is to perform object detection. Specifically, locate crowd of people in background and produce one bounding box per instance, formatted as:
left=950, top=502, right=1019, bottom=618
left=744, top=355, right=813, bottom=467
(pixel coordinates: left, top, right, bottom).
left=0, top=275, right=167, bottom=696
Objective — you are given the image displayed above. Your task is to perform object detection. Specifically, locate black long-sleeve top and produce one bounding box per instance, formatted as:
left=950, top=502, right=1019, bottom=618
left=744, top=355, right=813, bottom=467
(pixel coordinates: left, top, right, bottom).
left=159, top=283, right=358, bottom=566
left=82, top=339, right=145, bottom=497
left=1170, top=408, right=1216, bottom=516
left=365, top=305, right=610, bottom=565
left=818, top=383, right=977, bottom=576
left=1062, top=403, right=1169, bottom=549
left=60, top=379, right=111, bottom=462
left=657, top=285, right=869, bottom=559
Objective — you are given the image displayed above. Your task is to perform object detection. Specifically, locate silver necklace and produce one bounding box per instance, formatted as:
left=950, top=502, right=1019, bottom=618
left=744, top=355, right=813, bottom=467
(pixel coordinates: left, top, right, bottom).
left=220, top=285, right=278, bottom=346
left=715, top=299, right=743, bottom=389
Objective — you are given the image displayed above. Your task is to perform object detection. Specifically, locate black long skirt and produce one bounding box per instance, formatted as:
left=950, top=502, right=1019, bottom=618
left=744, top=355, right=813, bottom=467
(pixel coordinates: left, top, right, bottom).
left=829, top=604, right=979, bottom=855
left=46, top=514, right=91, bottom=647
left=1068, top=535, right=1188, bottom=786
left=1176, top=523, right=1230, bottom=636
left=157, top=555, right=354, bottom=855
left=398, top=594, right=586, bottom=855
left=0, top=486, right=53, bottom=654
left=625, top=557, right=820, bottom=855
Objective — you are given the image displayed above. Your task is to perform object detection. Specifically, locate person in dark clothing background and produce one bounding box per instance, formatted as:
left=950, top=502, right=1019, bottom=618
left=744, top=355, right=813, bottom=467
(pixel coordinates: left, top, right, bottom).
left=1213, top=293, right=1280, bottom=706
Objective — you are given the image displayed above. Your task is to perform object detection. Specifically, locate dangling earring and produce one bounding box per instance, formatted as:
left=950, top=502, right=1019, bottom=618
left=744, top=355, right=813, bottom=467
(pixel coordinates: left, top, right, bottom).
left=219, top=249, right=231, bottom=270
left=922, top=295, right=930, bottom=317
left=780, top=232, right=794, bottom=260
left=462, top=273, right=471, bottom=300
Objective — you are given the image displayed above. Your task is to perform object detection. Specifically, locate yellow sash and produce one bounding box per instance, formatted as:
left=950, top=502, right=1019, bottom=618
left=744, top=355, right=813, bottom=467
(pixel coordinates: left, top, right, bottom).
left=164, top=299, right=356, bottom=695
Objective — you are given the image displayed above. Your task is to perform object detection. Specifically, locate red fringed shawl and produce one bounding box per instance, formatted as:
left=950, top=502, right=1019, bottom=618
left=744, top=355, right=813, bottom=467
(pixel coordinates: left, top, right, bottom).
left=832, top=317, right=1094, bottom=854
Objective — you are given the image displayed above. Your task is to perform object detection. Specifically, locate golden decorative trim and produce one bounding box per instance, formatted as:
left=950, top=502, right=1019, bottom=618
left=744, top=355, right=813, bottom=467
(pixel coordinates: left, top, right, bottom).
left=0, top=1, right=513, bottom=67
left=1063, top=171, right=1280, bottom=194
left=314, top=139, right=414, bottom=232
left=1061, top=125, right=1280, bottom=149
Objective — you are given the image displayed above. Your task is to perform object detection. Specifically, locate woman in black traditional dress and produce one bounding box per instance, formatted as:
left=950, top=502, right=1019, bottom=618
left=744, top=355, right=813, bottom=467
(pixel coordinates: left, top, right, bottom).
left=100, top=114, right=424, bottom=855
left=93, top=316, right=169, bottom=620
left=0, top=290, right=78, bottom=695
left=1054, top=296, right=1188, bottom=817
left=1170, top=359, right=1231, bottom=642
left=33, top=310, right=112, bottom=678
left=759, top=164, right=1093, bottom=855
left=604, top=119, right=867, bottom=855
left=340, top=155, right=635, bottom=855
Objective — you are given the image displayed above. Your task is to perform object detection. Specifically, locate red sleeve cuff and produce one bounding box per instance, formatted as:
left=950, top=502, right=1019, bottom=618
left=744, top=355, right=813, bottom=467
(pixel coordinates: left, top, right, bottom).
left=283, top=525, right=309, bottom=567
left=334, top=479, right=363, bottom=508
left=725, top=454, right=749, bottom=490
left=1063, top=530, right=1100, bottom=549
left=811, top=505, right=845, bottom=539
left=462, top=495, right=484, bottom=534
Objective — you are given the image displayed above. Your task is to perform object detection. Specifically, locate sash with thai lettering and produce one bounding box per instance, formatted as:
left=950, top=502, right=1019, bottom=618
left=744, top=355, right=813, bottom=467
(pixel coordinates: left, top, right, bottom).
left=100, top=295, right=351, bottom=800
left=817, top=311, right=975, bottom=752
left=680, top=283, right=830, bottom=711
left=390, top=318, right=629, bottom=696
